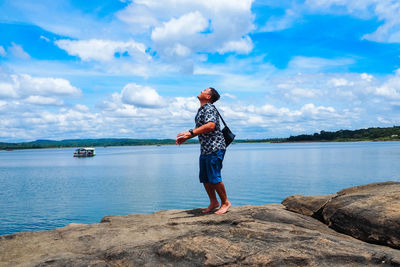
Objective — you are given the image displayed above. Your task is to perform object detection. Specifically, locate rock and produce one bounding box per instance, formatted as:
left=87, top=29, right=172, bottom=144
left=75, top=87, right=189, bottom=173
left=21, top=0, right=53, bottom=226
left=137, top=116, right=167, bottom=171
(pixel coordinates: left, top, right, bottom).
left=282, top=194, right=336, bottom=216
left=2, top=203, right=400, bottom=266
left=282, top=181, right=400, bottom=250
left=323, top=181, right=400, bottom=249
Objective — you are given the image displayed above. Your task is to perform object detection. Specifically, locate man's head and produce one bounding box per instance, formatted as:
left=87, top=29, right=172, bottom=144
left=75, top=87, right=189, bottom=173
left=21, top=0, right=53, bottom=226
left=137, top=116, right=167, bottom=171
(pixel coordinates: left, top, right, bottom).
left=208, top=87, right=220, bottom=103
left=198, top=87, right=220, bottom=104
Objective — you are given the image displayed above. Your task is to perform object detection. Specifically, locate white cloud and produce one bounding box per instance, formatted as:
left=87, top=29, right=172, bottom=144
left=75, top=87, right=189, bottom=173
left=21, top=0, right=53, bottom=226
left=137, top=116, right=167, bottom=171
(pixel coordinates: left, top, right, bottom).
left=377, top=116, right=391, bottom=124
left=327, top=78, right=354, bottom=87
left=299, top=103, right=337, bottom=120
left=286, top=88, right=321, bottom=99
left=255, top=103, right=338, bottom=122
left=375, top=70, right=400, bottom=99
left=0, top=82, right=18, bottom=98
left=24, top=95, right=64, bottom=106
left=40, top=35, right=50, bottom=42
left=0, top=71, right=395, bottom=141
left=11, top=74, right=82, bottom=97
left=222, top=93, right=237, bottom=99
left=55, top=39, right=149, bottom=62
left=119, top=0, right=255, bottom=58
left=0, top=46, right=6, bottom=57
left=151, top=11, right=208, bottom=42
left=259, top=104, right=290, bottom=117
left=74, top=104, right=90, bottom=112
left=121, top=83, right=164, bottom=108
left=165, top=43, right=192, bottom=57
left=361, top=73, right=373, bottom=82
left=0, top=70, right=81, bottom=109
left=9, top=43, right=30, bottom=59
left=217, top=36, right=253, bottom=54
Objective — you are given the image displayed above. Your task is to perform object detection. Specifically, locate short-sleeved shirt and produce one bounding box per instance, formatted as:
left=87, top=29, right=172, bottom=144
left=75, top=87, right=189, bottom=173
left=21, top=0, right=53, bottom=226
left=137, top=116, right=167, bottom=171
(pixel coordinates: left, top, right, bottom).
left=195, top=103, right=226, bottom=155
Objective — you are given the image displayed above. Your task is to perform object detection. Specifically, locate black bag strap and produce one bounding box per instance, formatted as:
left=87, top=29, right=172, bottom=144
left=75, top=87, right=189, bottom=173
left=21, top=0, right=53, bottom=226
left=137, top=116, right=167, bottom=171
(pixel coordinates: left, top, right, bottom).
left=214, top=106, right=227, bottom=127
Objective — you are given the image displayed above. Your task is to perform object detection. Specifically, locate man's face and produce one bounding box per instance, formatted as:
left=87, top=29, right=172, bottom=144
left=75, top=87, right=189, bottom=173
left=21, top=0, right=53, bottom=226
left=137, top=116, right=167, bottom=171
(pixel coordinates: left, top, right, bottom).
left=197, top=88, right=212, bottom=101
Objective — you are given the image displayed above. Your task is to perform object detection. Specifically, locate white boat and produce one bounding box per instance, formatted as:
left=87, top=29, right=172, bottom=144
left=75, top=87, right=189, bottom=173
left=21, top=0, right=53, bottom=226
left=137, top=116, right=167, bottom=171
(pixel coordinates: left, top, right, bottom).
left=73, top=147, right=96, bottom=157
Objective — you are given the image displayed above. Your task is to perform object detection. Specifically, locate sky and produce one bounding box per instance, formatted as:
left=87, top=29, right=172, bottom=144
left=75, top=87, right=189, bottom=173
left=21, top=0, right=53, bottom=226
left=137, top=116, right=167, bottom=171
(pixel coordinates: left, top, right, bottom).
left=1, top=0, right=400, bottom=142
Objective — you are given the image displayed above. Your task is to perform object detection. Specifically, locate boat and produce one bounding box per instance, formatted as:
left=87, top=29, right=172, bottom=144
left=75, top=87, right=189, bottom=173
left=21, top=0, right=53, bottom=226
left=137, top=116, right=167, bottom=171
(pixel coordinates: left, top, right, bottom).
left=73, top=147, right=96, bottom=157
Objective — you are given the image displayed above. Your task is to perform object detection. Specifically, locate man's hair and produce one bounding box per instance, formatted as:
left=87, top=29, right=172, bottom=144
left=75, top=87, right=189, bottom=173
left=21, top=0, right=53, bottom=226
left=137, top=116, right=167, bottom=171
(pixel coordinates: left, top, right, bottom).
left=208, top=87, right=220, bottom=103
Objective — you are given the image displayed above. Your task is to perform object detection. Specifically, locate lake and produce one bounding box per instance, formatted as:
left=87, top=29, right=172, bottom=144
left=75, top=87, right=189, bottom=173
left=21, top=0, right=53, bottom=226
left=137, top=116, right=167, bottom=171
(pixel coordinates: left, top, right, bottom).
left=1, top=142, right=400, bottom=235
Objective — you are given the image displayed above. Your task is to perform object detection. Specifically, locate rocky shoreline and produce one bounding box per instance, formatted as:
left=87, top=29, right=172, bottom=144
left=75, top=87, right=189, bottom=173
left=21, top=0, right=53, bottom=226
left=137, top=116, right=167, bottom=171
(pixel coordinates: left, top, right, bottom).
left=1, top=181, right=400, bottom=266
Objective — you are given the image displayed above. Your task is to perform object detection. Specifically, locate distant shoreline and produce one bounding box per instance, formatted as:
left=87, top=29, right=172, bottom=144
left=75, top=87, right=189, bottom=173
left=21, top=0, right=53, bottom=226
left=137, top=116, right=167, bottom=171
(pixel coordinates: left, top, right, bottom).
left=2, top=126, right=400, bottom=150
left=1, top=138, right=400, bottom=150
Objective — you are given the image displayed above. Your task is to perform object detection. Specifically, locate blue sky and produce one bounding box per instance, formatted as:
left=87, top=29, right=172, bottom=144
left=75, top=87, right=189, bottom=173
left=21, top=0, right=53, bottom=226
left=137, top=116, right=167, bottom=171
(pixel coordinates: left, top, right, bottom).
left=1, top=0, right=400, bottom=141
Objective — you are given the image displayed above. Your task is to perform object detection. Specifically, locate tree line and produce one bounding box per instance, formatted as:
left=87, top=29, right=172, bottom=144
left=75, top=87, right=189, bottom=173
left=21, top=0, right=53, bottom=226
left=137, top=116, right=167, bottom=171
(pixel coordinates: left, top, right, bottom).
left=0, top=138, right=198, bottom=150
left=2, top=126, right=400, bottom=150
left=286, top=126, right=400, bottom=142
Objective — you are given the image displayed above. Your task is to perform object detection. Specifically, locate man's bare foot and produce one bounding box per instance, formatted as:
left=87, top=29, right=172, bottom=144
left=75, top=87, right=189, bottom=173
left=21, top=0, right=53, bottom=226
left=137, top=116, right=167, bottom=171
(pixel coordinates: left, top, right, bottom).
left=202, top=202, right=220, bottom=213
left=214, top=201, right=231, bottom=215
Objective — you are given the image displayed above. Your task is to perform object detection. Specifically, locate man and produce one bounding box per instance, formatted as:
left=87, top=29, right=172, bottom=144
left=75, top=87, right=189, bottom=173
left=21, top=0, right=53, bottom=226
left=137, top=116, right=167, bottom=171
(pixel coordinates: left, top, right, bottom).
left=176, top=87, right=231, bottom=215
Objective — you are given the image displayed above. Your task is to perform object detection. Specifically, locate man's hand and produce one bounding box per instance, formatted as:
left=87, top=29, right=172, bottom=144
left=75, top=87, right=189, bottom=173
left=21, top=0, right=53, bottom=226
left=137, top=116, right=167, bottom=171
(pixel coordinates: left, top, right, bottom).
left=176, top=131, right=192, bottom=145
left=176, top=122, right=215, bottom=145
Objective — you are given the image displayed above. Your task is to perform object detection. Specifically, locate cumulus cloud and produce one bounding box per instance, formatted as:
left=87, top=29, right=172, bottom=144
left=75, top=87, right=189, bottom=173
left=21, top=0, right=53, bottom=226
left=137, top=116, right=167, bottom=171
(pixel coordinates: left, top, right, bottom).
left=24, top=95, right=64, bottom=106
left=375, top=69, right=400, bottom=99
left=361, top=73, right=373, bottom=82
left=0, top=73, right=395, bottom=141
left=11, top=74, right=82, bottom=97
left=286, top=88, right=321, bottom=100
left=256, top=103, right=338, bottom=122
left=327, top=78, right=354, bottom=87
left=0, top=82, right=17, bottom=98
left=55, top=39, right=149, bottom=62
left=118, top=0, right=255, bottom=58
left=151, top=11, right=209, bottom=42
left=217, top=36, right=253, bottom=55
left=298, top=103, right=337, bottom=120
left=0, top=70, right=81, bottom=108
left=121, top=83, right=164, bottom=108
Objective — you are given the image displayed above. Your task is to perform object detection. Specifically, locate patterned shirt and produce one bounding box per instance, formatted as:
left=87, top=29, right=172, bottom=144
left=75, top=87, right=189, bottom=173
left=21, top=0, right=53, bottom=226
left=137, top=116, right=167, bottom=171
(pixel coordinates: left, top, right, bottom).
left=195, top=103, right=226, bottom=155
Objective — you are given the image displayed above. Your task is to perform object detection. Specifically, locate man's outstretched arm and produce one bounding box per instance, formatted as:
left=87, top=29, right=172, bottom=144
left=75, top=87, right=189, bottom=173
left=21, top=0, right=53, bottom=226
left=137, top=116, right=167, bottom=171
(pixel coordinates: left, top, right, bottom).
left=176, top=122, right=215, bottom=145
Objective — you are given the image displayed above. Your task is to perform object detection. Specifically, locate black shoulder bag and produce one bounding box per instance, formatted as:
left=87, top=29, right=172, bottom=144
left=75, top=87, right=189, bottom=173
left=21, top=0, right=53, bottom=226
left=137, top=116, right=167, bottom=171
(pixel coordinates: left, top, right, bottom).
left=215, top=108, right=236, bottom=147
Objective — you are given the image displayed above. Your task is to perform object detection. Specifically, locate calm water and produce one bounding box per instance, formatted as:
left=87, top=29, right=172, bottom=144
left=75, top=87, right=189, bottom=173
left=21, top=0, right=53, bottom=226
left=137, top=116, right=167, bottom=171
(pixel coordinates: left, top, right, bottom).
left=1, top=142, right=400, bottom=235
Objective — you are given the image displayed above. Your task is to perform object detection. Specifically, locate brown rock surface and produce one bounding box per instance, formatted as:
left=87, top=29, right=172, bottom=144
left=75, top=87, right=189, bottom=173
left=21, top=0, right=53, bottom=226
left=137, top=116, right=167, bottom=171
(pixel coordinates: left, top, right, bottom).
left=2, top=204, right=400, bottom=266
left=282, top=194, right=336, bottom=216
left=323, top=181, right=400, bottom=249
left=282, top=181, right=400, bottom=250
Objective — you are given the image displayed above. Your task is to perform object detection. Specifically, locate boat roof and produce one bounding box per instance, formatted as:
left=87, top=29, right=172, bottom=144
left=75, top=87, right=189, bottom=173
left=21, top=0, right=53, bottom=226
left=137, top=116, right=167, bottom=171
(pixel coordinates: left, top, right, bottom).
left=76, top=147, right=95, bottom=150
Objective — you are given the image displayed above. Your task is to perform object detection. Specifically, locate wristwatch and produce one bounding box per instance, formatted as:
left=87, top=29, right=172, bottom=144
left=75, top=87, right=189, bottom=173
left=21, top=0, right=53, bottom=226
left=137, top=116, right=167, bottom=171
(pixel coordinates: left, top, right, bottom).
left=189, top=129, right=194, bottom=136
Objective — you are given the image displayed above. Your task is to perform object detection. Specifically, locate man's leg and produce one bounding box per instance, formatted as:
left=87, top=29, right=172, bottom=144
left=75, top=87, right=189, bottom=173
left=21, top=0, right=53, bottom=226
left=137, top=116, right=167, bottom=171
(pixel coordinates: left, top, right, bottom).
left=213, top=182, right=231, bottom=214
left=202, top=183, right=220, bottom=213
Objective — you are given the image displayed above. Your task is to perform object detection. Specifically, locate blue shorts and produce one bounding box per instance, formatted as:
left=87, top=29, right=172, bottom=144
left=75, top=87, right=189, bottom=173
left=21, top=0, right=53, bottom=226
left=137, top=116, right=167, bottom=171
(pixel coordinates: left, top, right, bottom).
left=199, top=149, right=225, bottom=184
